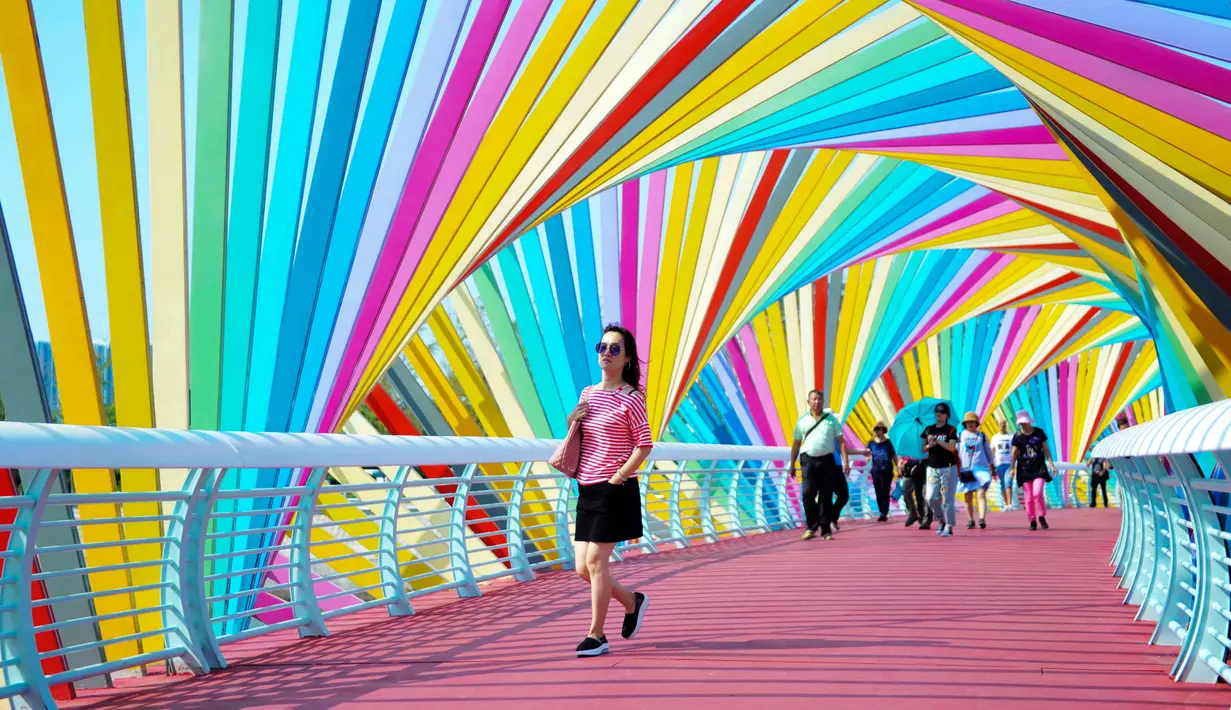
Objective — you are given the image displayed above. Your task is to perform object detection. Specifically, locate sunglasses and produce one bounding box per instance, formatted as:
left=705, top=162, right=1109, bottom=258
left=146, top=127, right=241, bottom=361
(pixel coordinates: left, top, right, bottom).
left=595, top=342, right=623, bottom=356
left=874, top=427, right=887, bottom=433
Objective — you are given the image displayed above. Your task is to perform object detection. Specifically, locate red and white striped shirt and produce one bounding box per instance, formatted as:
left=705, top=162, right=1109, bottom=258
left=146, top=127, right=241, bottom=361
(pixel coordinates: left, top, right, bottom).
left=576, top=385, right=654, bottom=486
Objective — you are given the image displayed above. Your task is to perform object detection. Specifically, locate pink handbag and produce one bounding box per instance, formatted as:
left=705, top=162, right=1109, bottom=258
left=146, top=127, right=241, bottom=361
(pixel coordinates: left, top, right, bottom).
left=549, top=389, right=589, bottom=478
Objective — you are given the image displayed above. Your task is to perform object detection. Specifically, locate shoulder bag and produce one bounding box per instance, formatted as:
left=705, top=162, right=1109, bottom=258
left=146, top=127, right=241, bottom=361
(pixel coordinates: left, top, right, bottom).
left=549, top=388, right=592, bottom=478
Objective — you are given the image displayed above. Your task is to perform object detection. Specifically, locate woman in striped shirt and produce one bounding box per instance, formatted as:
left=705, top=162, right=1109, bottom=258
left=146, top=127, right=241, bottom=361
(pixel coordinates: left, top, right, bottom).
left=568, top=325, right=653, bottom=657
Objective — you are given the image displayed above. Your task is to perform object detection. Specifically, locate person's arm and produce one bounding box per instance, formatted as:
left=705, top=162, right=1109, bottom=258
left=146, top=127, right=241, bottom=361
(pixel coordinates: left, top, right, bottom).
left=614, top=446, right=653, bottom=484
left=790, top=439, right=802, bottom=479
left=839, top=436, right=849, bottom=471
left=1044, top=441, right=1056, bottom=474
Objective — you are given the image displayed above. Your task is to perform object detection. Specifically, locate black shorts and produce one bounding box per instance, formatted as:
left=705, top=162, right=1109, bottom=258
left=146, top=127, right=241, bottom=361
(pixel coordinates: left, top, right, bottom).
left=574, top=479, right=643, bottom=543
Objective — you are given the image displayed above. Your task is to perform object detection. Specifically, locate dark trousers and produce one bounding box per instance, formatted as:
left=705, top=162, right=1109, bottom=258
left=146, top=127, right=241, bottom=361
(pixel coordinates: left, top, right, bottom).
left=901, top=476, right=930, bottom=523
left=1089, top=476, right=1109, bottom=507
left=872, top=470, right=894, bottom=517
left=801, top=454, right=847, bottom=535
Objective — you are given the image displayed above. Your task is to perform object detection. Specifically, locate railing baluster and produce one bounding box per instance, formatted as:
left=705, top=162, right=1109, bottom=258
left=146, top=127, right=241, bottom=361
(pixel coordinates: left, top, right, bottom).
left=727, top=465, right=745, bottom=536
left=4, top=469, right=56, bottom=709
left=774, top=467, right=794, bottom=529
left=637, top=471, right=659, bottom=555
left=699, top=463, right=723, bottom=543
left=753, top=465, right=769, bottom=532
left=552, top=476, right=576, bottom=569
left=380, top=466, right=413, bottom=617
left=668, top=462, right=688, bottom=547
left=166, top=467, right=226, bottom=672
left=450, top=465, right=481, bottom=598
left=1170, top=453, right=1229, bottom=682
left=291, top=468, right=329, bottom=638
left=507, top=464, right=535, bottom=583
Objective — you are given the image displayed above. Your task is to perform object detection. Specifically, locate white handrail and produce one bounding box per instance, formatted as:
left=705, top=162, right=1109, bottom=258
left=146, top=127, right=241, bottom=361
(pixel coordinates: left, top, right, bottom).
left=1092, top=399, right=1231, bottom=458
left=1090, top=399, right=1231, bottom=685
left=0, top=422, right=789, bottom=469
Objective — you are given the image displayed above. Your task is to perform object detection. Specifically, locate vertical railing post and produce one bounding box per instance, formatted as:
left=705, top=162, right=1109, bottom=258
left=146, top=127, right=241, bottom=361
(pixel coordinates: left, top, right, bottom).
left=2, top=469, right=55, bottom=710
left=1122, top=461, right=1158, bottom=609
left=667, top=462, right=689, bottom=547
left=753, top=465, right=769, bottom=532
left=1134, top=458, right=1173, bottom=624
left=727, top=466, right=745, bottom=536
left=1112, top=461, right=1141, bottom=577
left=507, top=464, right=536, bottom=583
left=449, top=465, right=481, bottom=598
left=775, top=468, right=796, bottom=529
left=1171, top=453, right=1230, bottom=683
left=164, top=467, right=225, bottom=673
left=1137, top=458, right=1181, bottom=637
left=379, top=466, right=413, bottom=617
left=553, top=476, right=575, bottom=569
left=638, top=471, right=660, bottom=554
left=700, top=462, right=728, bottom=543
left=290, top=467, right=329, bottom=638
left=1118, top=465, right=1150, bottom=595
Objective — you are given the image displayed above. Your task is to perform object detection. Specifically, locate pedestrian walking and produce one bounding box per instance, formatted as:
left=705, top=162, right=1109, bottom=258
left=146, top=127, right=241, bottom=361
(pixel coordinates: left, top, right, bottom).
left=1089, top=457, right=1111, bottom=508
left=790, top=390, right=849, bottom=540
left=922, top=403, right=960, bottom=537
left=957, top=412, right=994, bottom=529
left=990, top=419, right=1015, bottom=510
left=568, top=325, right=652, bottom=657
left=849, top=421, right=897, bottom=521
left=1010, top=410, right=1056, bottom=530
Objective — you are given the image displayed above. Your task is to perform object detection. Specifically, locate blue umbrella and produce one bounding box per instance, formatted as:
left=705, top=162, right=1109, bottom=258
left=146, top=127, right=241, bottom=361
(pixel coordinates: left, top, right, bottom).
left=888, top=397, right=955, bottom=460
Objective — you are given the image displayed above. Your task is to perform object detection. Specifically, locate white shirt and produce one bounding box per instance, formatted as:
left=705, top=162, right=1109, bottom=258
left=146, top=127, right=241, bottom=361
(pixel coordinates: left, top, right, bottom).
left=793, top=409, right=843, bottom=457
left=991, top=433, right=1014, bottom=466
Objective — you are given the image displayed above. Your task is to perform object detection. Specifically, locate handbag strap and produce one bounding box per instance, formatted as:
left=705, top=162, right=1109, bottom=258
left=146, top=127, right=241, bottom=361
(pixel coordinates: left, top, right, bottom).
left=800, top=412, right=831, bottom=445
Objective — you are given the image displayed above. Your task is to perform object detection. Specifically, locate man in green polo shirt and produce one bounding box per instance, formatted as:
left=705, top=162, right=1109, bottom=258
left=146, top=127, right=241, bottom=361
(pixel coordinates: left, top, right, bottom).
left=790, top=389, right=849, bottom=540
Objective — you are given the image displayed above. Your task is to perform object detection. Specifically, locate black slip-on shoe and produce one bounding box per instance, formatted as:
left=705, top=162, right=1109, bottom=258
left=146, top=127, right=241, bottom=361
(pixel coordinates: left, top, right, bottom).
left=576, top=635, right=609, bottom=657
left=622, top=592, right=649, bottom=639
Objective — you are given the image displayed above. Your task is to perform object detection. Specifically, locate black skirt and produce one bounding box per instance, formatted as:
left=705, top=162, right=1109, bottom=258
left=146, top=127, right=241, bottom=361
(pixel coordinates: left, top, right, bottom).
left=574, top=479, right=643, bottom=543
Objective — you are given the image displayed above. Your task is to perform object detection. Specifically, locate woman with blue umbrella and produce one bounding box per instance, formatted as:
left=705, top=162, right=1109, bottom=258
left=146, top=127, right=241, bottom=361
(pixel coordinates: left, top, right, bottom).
left=922, top=402, right=960, bottom=536
left=888, top=398, right=954, bottom=530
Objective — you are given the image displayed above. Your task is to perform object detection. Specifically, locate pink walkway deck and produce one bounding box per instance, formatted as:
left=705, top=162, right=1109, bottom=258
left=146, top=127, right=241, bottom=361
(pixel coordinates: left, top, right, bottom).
left=67, top=509, right=1228, bottom=709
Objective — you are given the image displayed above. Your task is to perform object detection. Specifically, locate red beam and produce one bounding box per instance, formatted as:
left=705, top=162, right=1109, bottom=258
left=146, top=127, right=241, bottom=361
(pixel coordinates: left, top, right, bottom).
left=0, top=469, right=74, bottom=700
left=365, top=386, right=510, bottom=563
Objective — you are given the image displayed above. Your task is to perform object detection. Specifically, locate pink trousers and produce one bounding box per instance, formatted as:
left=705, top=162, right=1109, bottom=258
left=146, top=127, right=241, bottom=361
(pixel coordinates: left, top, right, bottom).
left=1022, top=478, right=1047, bottom=520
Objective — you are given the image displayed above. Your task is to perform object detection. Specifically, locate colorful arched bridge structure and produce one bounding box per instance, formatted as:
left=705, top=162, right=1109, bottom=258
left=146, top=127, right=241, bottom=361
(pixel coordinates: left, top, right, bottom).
left=0, top=0, right=1228, bottom=707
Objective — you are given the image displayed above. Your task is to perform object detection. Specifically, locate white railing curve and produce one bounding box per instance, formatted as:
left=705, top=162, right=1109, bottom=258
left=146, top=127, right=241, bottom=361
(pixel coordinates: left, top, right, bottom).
left=0, top=422, right=791, bottom=709
left=1093, top=398, right=1231, bottom=684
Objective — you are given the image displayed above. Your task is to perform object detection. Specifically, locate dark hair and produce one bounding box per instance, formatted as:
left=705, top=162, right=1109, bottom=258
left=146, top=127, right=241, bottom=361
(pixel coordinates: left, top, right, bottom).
left=808, top=389, right=823, bottom=399
left=934, top=403, right=950, bottom=415
left=602, top=324, right=643, bottom=391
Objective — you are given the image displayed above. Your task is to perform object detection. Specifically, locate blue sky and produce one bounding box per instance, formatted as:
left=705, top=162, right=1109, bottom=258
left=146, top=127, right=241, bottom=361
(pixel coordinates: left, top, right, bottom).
left=1, top=0, right=158, bottom=343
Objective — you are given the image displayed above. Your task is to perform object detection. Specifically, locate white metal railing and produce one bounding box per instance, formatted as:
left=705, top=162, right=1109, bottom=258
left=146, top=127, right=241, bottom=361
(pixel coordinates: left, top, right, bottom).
left=1093, top=399, right=1231, bottom=684
left=0, top=422, right=792, bottom=709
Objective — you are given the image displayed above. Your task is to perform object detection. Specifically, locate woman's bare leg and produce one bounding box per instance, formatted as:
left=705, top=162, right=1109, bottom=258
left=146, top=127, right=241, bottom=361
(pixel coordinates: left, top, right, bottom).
left=964, top=491, right=976, bottom=522
left=584, top=542, right=635, bottom=638
left=573, top=541, right=591, bottom=583
left=977, top=487, right=988, bottom=522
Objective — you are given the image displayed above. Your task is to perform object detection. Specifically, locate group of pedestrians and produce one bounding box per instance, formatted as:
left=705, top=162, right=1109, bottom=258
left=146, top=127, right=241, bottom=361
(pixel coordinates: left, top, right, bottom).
left=791, top=397, right=1060, bottom=537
